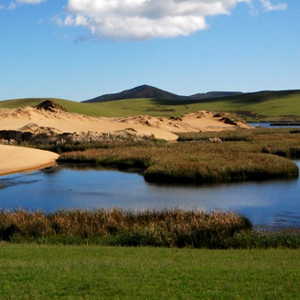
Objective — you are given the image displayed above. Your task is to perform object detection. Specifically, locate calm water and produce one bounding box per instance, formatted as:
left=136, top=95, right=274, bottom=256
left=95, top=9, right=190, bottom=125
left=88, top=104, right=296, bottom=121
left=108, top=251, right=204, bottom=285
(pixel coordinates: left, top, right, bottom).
left=249, top=122, right=300, bottom=129
left=0, top=162, right=300, bottom=229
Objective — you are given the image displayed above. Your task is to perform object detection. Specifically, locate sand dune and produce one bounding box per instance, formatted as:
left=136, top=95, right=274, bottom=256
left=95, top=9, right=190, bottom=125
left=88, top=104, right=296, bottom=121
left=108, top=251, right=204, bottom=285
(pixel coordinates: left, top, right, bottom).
left=0, top=106, right=250, bottom=176
left=0, top=107, right=249, bottom=141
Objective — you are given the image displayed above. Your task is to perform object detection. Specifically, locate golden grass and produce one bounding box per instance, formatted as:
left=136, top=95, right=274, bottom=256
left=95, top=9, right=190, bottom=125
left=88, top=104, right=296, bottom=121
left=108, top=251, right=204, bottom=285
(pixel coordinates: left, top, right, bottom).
left=58, top=131, right=300, bottom=184
left=1, top=208, right=300, bottom=248
left=0, top=208, right=252, bottom=248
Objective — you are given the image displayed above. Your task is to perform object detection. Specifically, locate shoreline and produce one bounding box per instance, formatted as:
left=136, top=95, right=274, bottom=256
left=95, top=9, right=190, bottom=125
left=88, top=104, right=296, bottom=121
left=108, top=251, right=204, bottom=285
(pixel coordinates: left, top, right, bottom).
left=0, top=145, right=59, bottom=176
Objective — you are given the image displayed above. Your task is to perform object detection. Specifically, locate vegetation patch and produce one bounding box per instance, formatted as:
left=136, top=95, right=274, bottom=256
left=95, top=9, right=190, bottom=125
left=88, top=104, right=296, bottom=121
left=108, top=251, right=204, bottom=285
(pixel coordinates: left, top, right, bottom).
left=58, top=128, right=300, bottom=184
left=0, top=209, right=300, bottom=249
left=0, top=208, right=251, bottom=249
left=0, top=245, right=299, bottom=299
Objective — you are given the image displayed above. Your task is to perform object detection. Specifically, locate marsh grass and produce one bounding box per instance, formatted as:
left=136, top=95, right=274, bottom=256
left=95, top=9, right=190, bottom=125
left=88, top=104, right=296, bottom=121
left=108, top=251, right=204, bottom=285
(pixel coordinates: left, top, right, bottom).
left=178, top=128, right=300, bottom=159
left=0, top=208, right=252, bottom=248
left=58, top=129, right=300, bottom=184
left=1, top=209, right=300, bottom=249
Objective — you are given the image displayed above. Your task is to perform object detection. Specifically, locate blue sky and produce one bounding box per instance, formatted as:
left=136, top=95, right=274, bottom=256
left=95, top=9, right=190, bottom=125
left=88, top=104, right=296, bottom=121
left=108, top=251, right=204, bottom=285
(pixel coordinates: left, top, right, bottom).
left=0, top=0, right=298, bottom=102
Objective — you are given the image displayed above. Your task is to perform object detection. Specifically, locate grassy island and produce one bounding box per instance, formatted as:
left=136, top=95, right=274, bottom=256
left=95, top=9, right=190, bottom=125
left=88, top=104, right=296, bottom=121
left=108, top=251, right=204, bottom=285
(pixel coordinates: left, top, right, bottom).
left=57, top=128, right=300, bottom=184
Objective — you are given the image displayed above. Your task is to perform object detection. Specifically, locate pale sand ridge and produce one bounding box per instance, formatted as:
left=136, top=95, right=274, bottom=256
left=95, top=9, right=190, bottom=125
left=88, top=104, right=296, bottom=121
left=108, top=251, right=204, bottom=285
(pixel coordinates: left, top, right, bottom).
left=0, top=107, right=250, bottom=141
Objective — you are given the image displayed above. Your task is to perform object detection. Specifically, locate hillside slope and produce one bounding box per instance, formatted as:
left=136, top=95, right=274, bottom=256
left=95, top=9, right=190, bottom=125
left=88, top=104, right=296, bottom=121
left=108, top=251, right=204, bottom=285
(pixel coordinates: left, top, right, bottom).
left=1, top=89, right=300, bottom=121
left=0, top=98, right=105, bottom=116
left=88, top=89, right=300, bottom=120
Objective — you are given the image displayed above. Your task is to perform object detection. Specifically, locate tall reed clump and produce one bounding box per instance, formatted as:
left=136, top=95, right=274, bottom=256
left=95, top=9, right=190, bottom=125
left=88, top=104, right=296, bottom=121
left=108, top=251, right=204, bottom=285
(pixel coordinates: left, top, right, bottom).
left=0, top=208, right=252, bottom=249
left=1, top=209, right=300, bottom=248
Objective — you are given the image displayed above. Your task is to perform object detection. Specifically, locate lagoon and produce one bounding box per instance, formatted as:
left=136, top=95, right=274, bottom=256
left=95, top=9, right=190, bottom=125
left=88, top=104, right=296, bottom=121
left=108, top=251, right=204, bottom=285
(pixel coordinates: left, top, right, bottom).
left=249, top=122, right=300, bottom=128
left=0, top=161, right=300, bottom=229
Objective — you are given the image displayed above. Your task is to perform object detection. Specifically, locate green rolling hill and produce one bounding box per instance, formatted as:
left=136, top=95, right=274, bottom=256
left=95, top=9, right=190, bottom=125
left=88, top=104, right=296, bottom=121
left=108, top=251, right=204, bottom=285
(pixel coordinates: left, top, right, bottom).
left=0, top=98, right=105, bottom=117
left=1, top=88, right=300, bottom=121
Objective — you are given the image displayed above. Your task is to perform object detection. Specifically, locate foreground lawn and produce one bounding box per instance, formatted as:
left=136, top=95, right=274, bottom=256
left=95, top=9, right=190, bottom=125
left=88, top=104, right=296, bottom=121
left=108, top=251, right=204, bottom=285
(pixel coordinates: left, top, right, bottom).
left=0, top=244, right=299, bottom=299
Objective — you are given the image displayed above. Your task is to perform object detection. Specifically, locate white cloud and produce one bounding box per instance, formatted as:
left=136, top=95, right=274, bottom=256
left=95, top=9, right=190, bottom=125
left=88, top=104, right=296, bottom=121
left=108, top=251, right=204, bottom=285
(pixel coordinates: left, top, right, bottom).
left=260, top=0, right=287, bottom=11
left=62, top=0, right=251, bottom=41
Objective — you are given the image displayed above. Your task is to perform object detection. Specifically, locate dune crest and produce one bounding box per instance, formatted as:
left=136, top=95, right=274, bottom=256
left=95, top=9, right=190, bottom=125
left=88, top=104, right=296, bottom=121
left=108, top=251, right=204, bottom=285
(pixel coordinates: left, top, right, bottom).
left=0, top=107, right=250, bottom=141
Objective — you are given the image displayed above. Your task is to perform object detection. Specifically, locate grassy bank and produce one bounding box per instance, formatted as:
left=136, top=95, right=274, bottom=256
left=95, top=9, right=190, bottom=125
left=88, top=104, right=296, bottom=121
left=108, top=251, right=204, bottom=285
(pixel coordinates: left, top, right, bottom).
left=57, top=128, right=300, bottom=184
left=1, top=209, right=300, bottom=249
left=0, top=244, right=299, bottom=299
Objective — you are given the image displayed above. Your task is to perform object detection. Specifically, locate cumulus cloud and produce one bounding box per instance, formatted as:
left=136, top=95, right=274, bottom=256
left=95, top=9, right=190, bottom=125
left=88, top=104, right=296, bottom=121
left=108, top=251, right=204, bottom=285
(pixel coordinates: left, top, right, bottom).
left=260, top=0, right=287, bottom=11
left=62, top=0, right=251, bottom=41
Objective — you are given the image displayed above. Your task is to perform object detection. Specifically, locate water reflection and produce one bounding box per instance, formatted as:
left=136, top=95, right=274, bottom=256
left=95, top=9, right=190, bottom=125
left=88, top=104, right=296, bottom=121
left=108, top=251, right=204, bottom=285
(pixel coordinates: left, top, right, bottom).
left=0, top=162, right=299, bottom=229
left=249, top=122, right=300, bottom=129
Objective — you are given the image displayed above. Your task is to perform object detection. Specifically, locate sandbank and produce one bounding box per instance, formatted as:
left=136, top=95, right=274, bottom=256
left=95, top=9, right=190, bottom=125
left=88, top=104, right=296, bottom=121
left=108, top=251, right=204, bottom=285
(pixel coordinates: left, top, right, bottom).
left=0, top=145, right=59, bottom=176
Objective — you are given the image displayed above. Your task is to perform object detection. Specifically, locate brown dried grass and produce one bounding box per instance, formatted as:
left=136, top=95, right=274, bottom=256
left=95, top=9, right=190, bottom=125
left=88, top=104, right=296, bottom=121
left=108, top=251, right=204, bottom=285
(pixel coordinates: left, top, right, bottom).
left=0, top=208, right=251, bottom=248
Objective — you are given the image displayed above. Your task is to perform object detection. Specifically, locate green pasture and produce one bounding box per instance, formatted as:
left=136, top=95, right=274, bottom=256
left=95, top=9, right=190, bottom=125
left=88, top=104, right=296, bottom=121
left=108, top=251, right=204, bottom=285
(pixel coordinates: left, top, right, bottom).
left=1, top=89, right=300, bottom=120
left=81, top=90, right=300, bottom=119
left=0, top=244, right=299, bottom=299
left=0, top=98, right=105, bottom=117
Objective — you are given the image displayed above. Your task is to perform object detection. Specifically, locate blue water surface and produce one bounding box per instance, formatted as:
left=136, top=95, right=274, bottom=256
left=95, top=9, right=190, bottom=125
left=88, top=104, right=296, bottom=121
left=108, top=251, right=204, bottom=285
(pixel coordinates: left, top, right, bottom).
left=0, top=162, right=300, bottom=229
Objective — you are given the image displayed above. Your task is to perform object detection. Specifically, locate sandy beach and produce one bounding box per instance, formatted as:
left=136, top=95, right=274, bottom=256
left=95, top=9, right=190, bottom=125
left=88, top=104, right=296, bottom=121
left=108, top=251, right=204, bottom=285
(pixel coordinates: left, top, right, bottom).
left=0, top=106, right=250, bottom=176
left=0, top=145, right=59, bottom=176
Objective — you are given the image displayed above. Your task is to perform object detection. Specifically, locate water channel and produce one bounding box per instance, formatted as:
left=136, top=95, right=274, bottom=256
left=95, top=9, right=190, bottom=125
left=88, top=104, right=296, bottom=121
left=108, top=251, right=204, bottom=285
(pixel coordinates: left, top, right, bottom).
left=249, top=122, right=300, bottom=129
left=0, top=161, right=300, bottom=229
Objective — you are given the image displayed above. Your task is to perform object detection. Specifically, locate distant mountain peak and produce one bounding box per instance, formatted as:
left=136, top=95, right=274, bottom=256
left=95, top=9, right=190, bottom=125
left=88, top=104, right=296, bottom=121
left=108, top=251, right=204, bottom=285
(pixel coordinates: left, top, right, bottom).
left=83, top=85, right=242, bottom=103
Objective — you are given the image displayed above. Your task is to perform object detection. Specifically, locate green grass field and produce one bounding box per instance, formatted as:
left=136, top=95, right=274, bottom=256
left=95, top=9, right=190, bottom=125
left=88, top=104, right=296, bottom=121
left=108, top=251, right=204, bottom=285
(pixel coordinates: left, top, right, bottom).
left=1, top=89, right=300, bottom=120
left=0, top=244, right=299, bottom=299
left=92, top=90, right=300, bottom=120
left=0, top=98, right=106, bottom=116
